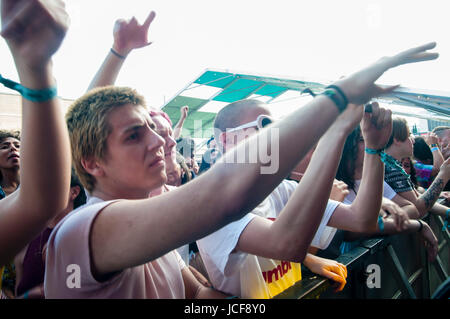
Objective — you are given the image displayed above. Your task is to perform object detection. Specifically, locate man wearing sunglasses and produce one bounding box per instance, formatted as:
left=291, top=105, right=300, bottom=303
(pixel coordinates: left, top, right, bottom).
left=197, top=98, right=396, bottom=298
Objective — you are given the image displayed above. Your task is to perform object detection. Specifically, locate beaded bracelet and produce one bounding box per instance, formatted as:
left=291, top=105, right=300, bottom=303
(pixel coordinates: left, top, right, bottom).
left=0, top=74, right=57, bottom=102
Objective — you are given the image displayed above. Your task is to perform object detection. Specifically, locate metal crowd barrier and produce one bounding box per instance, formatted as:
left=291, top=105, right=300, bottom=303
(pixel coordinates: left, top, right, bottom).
left=273, top=211, right=450, bottom=299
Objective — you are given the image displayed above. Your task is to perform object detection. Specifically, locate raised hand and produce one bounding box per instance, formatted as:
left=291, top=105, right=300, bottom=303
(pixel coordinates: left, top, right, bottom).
left=112, top=11, right=156, bottom=56
left=335, top=42, right=438, bottom=105
left=360, top=102, right=392, bottom=150
left=381, top=198, right=409, bottom=231
left=180, top=105, right=189, bottom=119
left=1, top=0, right=69, bottom=70
left=424, top=132, right=439, bottom=147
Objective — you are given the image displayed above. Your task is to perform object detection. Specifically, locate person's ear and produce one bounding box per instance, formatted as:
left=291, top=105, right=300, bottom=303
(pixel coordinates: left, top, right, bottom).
left=80, top=157, right=105, bottom=178
left=69, top=185, right=81, bottom=201
left=219, top=131, right=228, bottom=151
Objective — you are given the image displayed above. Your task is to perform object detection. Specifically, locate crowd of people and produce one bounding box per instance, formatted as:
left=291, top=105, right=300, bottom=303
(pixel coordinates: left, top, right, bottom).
left=0, top=0, right=449, bottom=299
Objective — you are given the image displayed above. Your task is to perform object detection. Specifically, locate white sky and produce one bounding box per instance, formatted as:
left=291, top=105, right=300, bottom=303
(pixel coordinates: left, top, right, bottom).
left=0, top=0, right=449, bottom=114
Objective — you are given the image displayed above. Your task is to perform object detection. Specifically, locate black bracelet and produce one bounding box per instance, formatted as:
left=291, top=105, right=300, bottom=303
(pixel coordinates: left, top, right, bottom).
left=110, top=48, right=126, bottom=59
left=326, top=85, right=349, bottom=107
left=417, top=220, right=424, bottom=232
left=321, top=89, right=347, bottom=113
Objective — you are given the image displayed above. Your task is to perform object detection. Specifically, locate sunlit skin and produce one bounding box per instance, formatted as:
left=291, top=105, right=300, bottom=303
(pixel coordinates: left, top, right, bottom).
left=0, top=137, right=20, bottom=195
left=87, top=104, right=166, bottom=200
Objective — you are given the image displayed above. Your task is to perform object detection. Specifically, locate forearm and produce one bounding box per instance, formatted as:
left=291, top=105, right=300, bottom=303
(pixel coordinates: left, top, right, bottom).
left=431, top=150, right=444, bottom=176
left=429, top=201, right=450, bottom=218
left=87, top=51, right=125, bottom=91
left=416, top=173, right=449, bottom=217
left=377, top=218, right=422, bottom=235
left=401, top=203, right=421, bottom=219
left=173, top=117, right=186, bottom=140
left=14, top=59, right=70, bottom=215
left=350, top=153, right=384, bottom=232
left=269, top=121, right=349, bottom=261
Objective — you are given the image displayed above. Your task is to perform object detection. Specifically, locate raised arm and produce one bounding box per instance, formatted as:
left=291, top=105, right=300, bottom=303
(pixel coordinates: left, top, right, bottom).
left=424, top=132, right=444, bottom=177
left=172, top=105, right=188, bottom=140
left=328, top=102, right=392, bottom=233
left=235, top=103, right=365, bottom=262
left=0, top=0, right=71, bottom=265
left=87, top=11, right=155, bottom=91
left=90, top=42, right=439, bottom=276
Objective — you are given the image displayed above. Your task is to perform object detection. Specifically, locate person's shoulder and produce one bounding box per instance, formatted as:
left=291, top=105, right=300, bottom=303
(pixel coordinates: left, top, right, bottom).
left=50, top=199, right=116, bottom=243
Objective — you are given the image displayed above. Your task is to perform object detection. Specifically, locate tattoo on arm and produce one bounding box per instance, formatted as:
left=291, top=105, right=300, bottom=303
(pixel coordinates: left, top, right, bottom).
left=421, top=178, right=444, bottom=209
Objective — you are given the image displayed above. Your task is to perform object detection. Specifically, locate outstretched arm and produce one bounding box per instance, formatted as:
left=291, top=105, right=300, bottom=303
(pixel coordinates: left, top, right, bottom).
left=90, top=42, right=439, bottom=276
left=0, top=0, right=71, bottom=266
left=87, top=11, right=155, bottom=91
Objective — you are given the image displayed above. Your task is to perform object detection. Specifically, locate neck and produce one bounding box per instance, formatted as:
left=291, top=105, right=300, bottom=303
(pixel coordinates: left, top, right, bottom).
left=384, top=147, right=402, bottom=162
left=0, top=167, right=20, bottom=191
left=148, top=185, right=167, bottom=197
left=90, top=187, right=150, bottom=201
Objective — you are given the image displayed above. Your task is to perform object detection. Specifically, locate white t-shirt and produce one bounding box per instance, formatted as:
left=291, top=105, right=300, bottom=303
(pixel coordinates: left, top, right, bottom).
left=343, top=180, right=397, bottom=204
left=197, top=180, right=339, bottom=298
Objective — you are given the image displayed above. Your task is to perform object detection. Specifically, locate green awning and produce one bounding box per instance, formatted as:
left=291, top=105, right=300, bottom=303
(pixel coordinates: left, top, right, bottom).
left=161, top=69, right=450, bottom=144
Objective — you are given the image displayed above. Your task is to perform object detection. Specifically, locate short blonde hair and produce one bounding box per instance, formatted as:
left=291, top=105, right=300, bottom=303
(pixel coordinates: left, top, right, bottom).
left=65, top=86, right=146, bottom=192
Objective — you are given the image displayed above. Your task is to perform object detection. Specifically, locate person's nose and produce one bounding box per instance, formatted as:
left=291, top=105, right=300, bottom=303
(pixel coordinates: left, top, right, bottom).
left=147, top=128, right=165, bottom=153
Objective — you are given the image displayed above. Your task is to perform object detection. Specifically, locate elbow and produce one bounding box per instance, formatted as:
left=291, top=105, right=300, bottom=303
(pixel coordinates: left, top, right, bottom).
left=275, top=238, right=308, bottom=263
left=354, top=218, right=378, bottom=234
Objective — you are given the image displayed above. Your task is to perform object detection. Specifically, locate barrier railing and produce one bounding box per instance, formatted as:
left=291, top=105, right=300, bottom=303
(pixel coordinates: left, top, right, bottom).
left=273, top=210, right=450, bottom=299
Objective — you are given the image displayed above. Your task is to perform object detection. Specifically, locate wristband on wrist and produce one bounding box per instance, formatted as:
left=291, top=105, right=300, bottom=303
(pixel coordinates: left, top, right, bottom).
left=417, top=220, right=424, bottom=232
left=443, top=209, right=450, bottom=231
left=431, top=147, right=440, bottom=152
left=0, top=74, right=57, bottom=102
left=378, top=215, right=385, bottom=233
left=110, top=48, right=126, bottom=59
left=321, top=88, right=347, bottom=113
left=365, top=147, right=410, bottom=178
left=365, top=147, right=384, bottom=155
left=430, top=143, right=438, bottom=148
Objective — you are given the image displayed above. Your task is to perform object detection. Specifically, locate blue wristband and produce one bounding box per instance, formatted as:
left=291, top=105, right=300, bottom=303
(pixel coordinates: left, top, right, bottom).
left=365, top=147, right=383, bottom=155
left=442, top=209, right=450, bottom=231
left=0, top=74, right=57, bottom=102
left=431, top=147, right=439, bottom=152
left=366, top=147, right=409, bottom=178
left=378, top=215, right=385, bottom=233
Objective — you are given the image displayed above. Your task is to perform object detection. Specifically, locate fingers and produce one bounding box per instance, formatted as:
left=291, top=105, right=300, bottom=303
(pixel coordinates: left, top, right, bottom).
left=323, top=265, right=347, bottom=292
left=1, top=0, right=35, bottom=39
left=394, top=42, right=438, bottom=67
left=366, top=102, right=392, bottom=131
left=143, top=11, right=156, bottom=28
